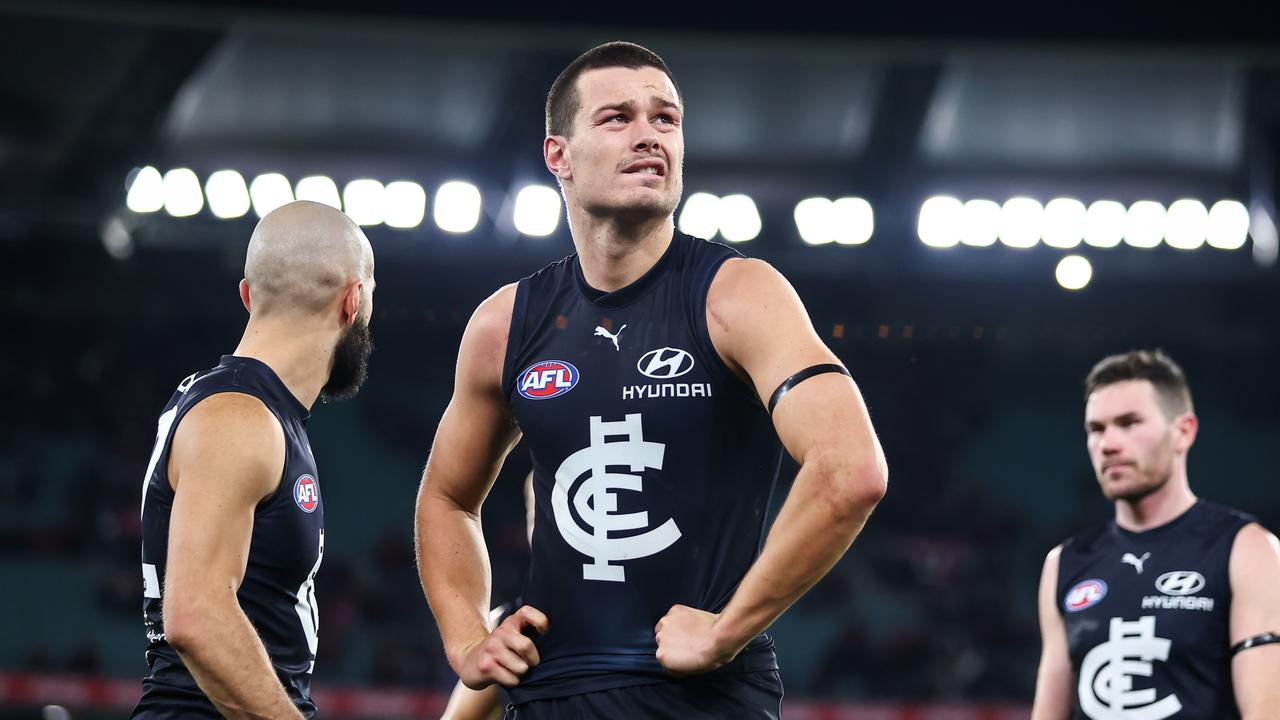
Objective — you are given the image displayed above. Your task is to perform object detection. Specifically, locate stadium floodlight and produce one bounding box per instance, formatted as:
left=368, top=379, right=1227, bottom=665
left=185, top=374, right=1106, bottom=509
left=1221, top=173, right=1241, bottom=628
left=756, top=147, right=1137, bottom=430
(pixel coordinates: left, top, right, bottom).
left=999, top=197, right=1043, bottom=249
left=434, top=181, right=482, bottom=233
left=1124, top=201, right=1166, bottom=249
left=126, top=166, right=164, bottom=213
left=918, top=196, right=963, bottom=248
left=960, top=198, right=1000, bottom=247
left=249, top=173, right=295, bottom=218
left=678, top=192, right=721, bottom=240
left=513, top=185, right=562, bottom=237
left=295, top=176, right=341, bottom=210
left=1084, top=200, right=1126, bottom=248
left=1206, top=200, right=1249, bottom=250
left=795, top=197, right=833, bottom=245
left=1055, top=255, right=1093, bottom=290
left=383, top=181, right=426, bottom=229
left=1042, top=198, right=1086, bottom=249
left=163, top=168, right=204, bottom=218
left=718, top=194, right=761, bottom=243
left=343, top=179, right=386, bottom=226
left=832, top=197, right=873, bottom=245
left=205, top=170, right=251, bottom=220
left=1164, top=199, right=1208, bottom=250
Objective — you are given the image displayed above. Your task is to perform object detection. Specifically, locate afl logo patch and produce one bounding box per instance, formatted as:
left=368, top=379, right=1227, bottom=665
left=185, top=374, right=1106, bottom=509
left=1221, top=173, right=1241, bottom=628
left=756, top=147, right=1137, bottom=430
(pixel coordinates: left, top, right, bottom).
left=518, top=360, right=579, bottom=400
left=1065, top=579, right=1107, bottom=612
left=293, top=474, right=319, bottom=513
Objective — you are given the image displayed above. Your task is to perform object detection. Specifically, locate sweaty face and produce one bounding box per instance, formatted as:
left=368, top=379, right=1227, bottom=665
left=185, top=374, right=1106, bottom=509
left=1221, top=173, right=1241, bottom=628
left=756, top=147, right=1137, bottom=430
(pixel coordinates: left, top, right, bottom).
left=1084, top=380, right=1181, bottom=501
left=558, top=66, right=684, bottom=222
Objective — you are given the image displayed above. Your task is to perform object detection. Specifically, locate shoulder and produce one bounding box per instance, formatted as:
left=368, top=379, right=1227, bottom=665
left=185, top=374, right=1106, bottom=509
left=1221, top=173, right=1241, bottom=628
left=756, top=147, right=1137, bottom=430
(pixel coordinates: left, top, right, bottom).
left=456, top=283, right=519, bottom=390
left=1231, top=522, right=1280, bottom=566
left=169, top=392, right=285, bottom=495
left=706, top=258, right=805, bottom=330
left=177, top=392, right=282, bottom=445
left=1041, top=544, right=1064, bottom=580
left=707, top=257, right=788, bottom=299
left=1044, top=543, right=1064, bottom=566
left=467, top=283, right=519, bottom=341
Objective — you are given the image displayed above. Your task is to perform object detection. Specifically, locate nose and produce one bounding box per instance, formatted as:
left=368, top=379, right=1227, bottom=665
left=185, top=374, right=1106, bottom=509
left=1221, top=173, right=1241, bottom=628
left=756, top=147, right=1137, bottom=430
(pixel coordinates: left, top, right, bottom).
left=633, top=123, right=660, bottom=152
left=1098, top=426, right=1124, bottom=455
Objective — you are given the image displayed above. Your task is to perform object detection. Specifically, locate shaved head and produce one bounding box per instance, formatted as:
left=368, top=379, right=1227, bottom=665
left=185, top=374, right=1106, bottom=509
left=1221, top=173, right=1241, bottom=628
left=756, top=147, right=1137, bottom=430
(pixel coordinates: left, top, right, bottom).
left=244, top=201, right=374, bottom=318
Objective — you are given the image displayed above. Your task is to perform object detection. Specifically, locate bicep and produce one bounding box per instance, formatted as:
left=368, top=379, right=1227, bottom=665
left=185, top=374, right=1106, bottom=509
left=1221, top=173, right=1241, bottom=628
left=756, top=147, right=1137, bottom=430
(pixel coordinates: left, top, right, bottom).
left=166, top=395, right=285, bottom=595
left=1032, top=547, right=1073, bottom=720
left=1230, top=524, right=1280, bottom=715
left=421, top=285, right=522, bottom=514
left=708, top=259, right=877, bottom=466
left=423, top=384, right=521, bottom=513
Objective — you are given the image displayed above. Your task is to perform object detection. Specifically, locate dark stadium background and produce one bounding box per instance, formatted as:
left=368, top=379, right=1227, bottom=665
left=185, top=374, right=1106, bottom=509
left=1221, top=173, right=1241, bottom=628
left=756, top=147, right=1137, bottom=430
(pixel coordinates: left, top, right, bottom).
left=2, top=2, right=1277, bottom=717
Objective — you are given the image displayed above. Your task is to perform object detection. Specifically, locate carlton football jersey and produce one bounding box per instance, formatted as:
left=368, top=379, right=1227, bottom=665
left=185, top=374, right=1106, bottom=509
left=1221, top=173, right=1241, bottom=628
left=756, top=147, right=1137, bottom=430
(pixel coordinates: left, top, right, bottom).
left=1056, top=500, right=1255, bottom=720
left=133, top=356, right=324, bottom=719
left=502, top=232, right=784, bottom=702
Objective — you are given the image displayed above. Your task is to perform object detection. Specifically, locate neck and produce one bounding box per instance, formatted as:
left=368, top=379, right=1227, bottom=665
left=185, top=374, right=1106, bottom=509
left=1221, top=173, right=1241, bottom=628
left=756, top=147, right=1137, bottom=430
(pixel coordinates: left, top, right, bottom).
left=232, top=313, right=336, bottom=410
left=567, top=205, right=674, bottom=293
left=1114, top=467, right=1196, bottom=532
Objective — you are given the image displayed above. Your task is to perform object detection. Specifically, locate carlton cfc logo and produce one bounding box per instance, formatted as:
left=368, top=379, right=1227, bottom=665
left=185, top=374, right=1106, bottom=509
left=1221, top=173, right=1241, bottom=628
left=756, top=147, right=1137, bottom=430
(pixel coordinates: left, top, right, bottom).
left=294, top=474, right=319, bottom=513
left=1065, top=579, right=1107, bottom=612
left=518, top=360, right=579, bottom=400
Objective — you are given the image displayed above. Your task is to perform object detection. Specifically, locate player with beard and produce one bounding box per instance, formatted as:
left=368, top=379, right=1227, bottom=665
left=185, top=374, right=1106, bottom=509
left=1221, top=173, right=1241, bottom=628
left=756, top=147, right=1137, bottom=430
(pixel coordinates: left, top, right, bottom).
left=417, top=42, right=887, bottom=719
left=132, top=201, right=376, bottom=719
left=1031, top=350, right=1280, bottom=720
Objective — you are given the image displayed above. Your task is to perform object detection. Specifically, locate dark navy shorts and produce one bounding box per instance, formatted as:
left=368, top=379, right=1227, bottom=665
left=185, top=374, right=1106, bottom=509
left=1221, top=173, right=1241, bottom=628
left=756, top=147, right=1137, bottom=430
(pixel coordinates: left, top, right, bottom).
left=502, top=670, right=784, bottom=719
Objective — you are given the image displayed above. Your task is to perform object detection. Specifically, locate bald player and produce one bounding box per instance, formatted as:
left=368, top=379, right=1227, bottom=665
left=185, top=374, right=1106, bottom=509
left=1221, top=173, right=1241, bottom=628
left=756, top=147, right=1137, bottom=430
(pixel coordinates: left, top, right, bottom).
left=131, top=201, right=376, bottom=719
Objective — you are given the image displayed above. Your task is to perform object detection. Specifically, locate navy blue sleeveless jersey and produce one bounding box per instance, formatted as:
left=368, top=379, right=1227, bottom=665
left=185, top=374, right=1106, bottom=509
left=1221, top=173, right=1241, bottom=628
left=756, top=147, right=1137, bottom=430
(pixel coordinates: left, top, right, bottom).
left=501, top=232, right=783, bottom=703
left=132, top=356, right=324, bottom=719
left=1056, top=500, right=1255, bottom=720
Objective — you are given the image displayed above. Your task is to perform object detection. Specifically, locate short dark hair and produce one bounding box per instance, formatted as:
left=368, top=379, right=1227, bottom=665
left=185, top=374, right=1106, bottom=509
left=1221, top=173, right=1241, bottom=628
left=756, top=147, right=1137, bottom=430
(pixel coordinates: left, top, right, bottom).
left=1084, top=349, right=1194, bottom=418
left=545, top=41, right=681, bottom=137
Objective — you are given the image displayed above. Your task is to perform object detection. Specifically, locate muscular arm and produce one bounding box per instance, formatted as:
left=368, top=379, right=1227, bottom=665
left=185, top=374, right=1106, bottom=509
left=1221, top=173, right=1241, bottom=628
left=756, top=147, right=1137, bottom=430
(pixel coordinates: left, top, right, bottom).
left=416, top=285, right=547, bottom=689
left=162, top=393, right=303, bottom=720
left=1031, top=546, right=1073, bottom=720
left=1230, top=523, right=1280, bottom=719
left=656, top=258, right=888, bottom=672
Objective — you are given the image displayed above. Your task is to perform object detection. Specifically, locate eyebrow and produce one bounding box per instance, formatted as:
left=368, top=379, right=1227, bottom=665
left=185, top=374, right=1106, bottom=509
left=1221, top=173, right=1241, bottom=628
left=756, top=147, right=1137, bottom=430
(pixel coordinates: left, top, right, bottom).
left=591, top=97, right=681, bottom=115
left=1085, top=411, right=1141, bottom=428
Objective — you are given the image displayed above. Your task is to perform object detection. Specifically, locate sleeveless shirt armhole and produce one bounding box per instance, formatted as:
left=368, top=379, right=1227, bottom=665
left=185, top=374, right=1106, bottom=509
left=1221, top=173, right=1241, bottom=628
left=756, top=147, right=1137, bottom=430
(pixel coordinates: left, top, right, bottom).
left=501, top=279, right=532, bottom=401
left=693, top=251, right=766, bottom=407
left=176, top=388, right=294, bottom=512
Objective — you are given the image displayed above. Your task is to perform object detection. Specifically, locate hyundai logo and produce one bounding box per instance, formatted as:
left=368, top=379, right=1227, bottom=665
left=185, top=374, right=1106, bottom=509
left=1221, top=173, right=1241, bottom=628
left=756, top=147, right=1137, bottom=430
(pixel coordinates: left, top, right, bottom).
left=637, top=348, right=695, bottom=379
left=1155, top=571, right=1205, bottom=596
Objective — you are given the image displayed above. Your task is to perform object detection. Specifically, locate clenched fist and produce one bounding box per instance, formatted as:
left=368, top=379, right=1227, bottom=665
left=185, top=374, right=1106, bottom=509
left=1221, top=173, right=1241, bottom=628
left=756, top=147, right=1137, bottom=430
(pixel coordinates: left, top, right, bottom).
left=454, top=605, right=549, bottom=689
left=654, top=604, right=739, bottom=676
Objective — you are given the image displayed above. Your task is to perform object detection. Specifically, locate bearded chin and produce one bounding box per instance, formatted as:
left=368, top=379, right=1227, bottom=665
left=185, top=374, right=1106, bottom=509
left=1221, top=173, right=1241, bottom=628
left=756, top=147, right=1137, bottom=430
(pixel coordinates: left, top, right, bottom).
left=1107, top=460, right=1173, bottom=502
left=320, top=319, right=372, bottom=403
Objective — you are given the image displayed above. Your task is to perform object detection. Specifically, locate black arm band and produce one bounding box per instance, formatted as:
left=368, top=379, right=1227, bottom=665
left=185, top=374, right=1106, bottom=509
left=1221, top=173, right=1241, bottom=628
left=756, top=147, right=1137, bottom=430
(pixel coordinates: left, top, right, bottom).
left=1231, top=632, right=1279, bottom=655
left=767, top=363, right=851, bottom=414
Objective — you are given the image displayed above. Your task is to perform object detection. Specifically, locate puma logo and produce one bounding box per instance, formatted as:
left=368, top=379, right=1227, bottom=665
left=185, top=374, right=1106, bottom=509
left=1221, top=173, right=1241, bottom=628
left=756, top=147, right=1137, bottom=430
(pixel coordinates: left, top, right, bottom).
left=594, top=324, right=626, bottom=351
left=1122, top=552, right=1151, bottom=574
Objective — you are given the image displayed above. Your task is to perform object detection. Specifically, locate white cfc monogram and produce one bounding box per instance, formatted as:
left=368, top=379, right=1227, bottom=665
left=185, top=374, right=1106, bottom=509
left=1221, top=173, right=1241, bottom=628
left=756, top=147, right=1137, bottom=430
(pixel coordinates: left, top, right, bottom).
left=553, top=413, right=681, bottom=582
left=1079, top=616, right=1182, bottom=720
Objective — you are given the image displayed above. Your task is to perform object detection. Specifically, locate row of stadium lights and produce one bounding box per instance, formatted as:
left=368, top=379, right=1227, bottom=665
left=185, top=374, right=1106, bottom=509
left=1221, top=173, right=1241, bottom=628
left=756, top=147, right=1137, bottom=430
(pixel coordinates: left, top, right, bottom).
left=917, top=196, right=1252, bottom=291
left=917, top=196, right=1251, bottom=252
left=124, top=168, right=1252, bottom=292
left=124, top=167, right=855, bottom=245
left=125, top=167, right=564, bottom=236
